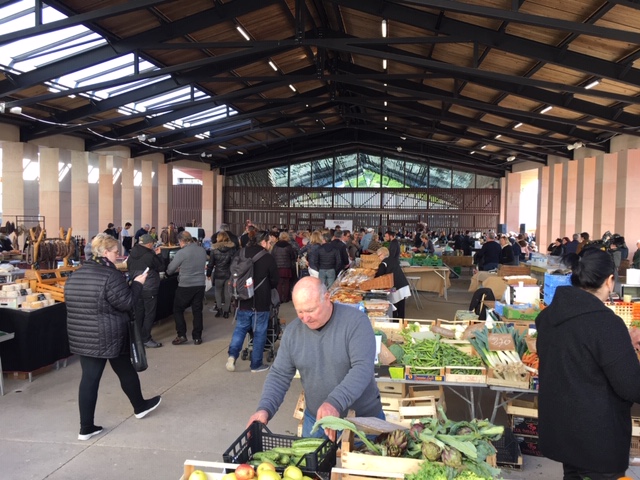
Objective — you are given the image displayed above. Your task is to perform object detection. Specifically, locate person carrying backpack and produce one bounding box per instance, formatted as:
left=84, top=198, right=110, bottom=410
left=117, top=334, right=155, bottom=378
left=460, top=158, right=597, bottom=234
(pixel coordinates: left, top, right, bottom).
left=226, top=230, right=279, bottom=373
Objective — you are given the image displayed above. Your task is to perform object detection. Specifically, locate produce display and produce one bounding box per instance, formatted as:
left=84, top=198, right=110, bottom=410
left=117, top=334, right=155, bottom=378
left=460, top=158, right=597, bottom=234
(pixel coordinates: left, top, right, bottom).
left=245, top=438, right=326, bottom=469
left=467, top=324, right=532, bottom=382
left=399, top=331, right=483, bottom=373
left=313, top=413, right=503, bottom=479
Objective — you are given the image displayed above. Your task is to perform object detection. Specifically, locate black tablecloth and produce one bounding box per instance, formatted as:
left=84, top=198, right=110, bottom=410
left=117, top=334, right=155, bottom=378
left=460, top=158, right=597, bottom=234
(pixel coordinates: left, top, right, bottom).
left=0, top=303, right=71, bottom=372
left=156, top=275, right=178, bottom=321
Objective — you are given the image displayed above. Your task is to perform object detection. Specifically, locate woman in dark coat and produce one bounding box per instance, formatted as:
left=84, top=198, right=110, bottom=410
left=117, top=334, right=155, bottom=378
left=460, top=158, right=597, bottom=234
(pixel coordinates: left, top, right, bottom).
left=498, top=234, right=516, bottom=265
left=206, top=231, right=237, bottom=318
left=271, top=231, right=297, bottom=303
left=65, top=233, right=161, bottom=441
left=536, top=249, right=640, bottom=478
left=374, top=246, right=410, bottom=319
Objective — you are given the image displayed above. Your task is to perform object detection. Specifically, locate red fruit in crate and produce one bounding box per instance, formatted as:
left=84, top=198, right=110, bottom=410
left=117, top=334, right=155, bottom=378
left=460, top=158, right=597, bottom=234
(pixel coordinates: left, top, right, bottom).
left=235, top=464, right=255, bottom=480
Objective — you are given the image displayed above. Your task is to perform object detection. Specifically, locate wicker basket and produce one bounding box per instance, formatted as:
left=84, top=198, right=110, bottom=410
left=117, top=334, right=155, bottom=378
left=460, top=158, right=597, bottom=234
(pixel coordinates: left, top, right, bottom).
left=359, top=273, right=393, bottom=290
left=360, top=254, right=381, bottom=269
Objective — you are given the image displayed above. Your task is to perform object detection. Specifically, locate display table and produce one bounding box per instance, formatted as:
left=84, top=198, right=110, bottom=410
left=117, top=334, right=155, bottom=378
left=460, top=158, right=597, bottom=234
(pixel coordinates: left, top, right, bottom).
left=0, top=331, right=15, bottom=395
left=401, top=266, right=450, bottom=299
left=0, top=302, right=70, bottom=380
left=442, top=255, right=474, bottom=268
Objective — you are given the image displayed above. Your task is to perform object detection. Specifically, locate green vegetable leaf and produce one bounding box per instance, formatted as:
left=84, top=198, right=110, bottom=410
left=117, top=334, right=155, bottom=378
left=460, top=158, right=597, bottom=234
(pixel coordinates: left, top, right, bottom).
left=435, top=434, right=478, bottom=460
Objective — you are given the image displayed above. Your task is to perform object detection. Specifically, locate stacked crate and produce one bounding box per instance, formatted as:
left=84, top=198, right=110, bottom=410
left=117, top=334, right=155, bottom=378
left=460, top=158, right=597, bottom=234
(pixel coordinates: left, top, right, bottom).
left=505, top=396, right=542, bottom=458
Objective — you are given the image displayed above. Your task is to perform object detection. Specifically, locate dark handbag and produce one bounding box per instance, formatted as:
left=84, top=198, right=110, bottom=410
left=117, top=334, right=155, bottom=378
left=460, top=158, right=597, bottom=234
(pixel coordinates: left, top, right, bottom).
left=128, top=315, right=148, bottom=372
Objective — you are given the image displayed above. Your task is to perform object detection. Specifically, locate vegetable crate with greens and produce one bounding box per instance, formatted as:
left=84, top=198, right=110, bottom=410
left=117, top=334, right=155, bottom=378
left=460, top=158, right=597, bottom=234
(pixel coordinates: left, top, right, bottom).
left=399, top=329, right=485, bottom=383
left=315, top=409, right=503, bottom=479
left=222, top=421, right=337, bottom=476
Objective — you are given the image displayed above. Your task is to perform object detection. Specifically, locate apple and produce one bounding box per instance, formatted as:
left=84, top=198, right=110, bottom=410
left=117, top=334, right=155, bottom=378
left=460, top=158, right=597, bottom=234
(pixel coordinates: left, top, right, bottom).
left=234, top=463, right=256, bottom=480
left=282, top=466, right=303, bottom=480
left=221, top=474, right=237, bottom=480
left=189, top=470, right=208, bottom=480
left=256, top=462, right=276, bottom=475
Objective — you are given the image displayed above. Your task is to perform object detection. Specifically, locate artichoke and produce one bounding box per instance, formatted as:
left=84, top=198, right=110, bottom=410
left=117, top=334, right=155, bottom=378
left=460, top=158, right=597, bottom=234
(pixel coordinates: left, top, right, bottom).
left=420, top=440, right=442, bottom=461
left=384, top=429, right=409, bottom=457
left=409, top=421, right=425, bottom=441
left=440, top=446, right=463, bottom=468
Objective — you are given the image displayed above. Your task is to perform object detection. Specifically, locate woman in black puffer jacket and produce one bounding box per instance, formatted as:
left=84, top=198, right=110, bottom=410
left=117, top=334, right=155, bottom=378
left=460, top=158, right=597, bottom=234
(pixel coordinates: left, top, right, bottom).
left=65, top=233, right=161, bottom=442
left=271, top=231, right=297, bottom=303
left=206, top=231, right=237, bottom=318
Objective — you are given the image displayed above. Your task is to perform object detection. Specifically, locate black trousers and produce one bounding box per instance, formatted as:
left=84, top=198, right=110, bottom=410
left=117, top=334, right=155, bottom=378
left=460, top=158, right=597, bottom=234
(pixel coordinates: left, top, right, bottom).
left=173, top=285, right=206, bottom=339
left=393, top=298, right=406, bottom=319
left=134, top=293, right=158, bottom=342
left=563, top=463, right=626, bottom=480
left=78, top=355, right=144, bottom=428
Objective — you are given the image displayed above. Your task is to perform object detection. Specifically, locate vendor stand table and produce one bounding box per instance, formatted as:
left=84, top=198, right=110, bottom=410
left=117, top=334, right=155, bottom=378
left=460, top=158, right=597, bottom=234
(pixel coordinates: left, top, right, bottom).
left=0, top=302, right=71, bottom=381
left=377, top=376, right=484, bottom=419
left=401, top=266, right=450, bottom=300
left=489, top=385, right=538, bottom=423
left=0, top=330, right=15, bottom=395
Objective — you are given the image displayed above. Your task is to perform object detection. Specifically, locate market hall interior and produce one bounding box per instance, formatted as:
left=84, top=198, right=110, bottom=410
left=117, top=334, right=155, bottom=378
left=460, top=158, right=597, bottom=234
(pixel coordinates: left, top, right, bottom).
left=2, top=276, right=640, bottom=480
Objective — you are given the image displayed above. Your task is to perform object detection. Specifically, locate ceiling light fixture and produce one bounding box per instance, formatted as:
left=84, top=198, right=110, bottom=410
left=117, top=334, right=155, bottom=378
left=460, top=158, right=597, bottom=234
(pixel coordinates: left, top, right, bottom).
left=384, top=100, right=388, bottom=106
left=289, top=84, right=297, bottom=92
left=495, top=134, right=502, bottom=139
left=238, top=151, right=244, bottom=155
left=381, top=19, right=388, bottom=38
left=567, top=141, right=584, bottom=151
left=382, top=59, right=387, bottom=69
left=268, top=61, right=278, bottom=72
left=219, top=145, right=227, bottom=150
left=400, top=136, right=407, bottom=140
left=147, top=137, right=156, bottom=143
left=507, top=155, right=516, bottom=162
left=514, top=123, right=523, bottom=129
left=480, top=145, right=487, bottom=149
left=137, top=134, right=147, bottom=141
left=540, top=105, right=553, bottom=114
left=236, top=26, right=250, bottom=41
left=470, top=151, right=476, bottom=155
left=585, top=79, right=600, bottom=90
left=9, top=106, right=22, bottom=114
left=384, top=116, right=388, bottom=121
left=0, top=103, right=5, bottom=114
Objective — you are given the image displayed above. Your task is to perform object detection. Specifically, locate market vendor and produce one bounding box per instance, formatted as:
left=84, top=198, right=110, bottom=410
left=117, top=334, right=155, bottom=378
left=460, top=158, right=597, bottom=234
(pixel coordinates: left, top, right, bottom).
left=375, top=247, right=410, bottom=319
left=536, top=249, right=640, bottom=479
left=246, top=276, right=384, bottom=441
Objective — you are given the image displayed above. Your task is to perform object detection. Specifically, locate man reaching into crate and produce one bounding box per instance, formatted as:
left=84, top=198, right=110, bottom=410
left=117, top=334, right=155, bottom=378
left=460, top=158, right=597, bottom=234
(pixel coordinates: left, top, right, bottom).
left=246, top=276, right=384, bottom=441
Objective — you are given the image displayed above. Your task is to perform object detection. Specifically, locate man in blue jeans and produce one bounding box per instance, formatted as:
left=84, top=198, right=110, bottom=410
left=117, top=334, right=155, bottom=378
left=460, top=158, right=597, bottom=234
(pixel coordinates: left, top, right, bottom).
left=246, top=277, right=384, bottom=441
left=226, top=230, right=279, bottom=373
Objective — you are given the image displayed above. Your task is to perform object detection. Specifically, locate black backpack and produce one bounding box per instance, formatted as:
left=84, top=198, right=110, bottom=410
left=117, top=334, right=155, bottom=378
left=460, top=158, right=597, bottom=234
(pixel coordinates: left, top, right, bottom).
left=228, top=248, right=268, bottom=301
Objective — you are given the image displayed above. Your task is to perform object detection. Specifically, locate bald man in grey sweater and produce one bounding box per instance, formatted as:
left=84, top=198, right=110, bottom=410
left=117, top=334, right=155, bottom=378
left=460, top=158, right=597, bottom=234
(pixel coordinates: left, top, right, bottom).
left=248, top=277, right=383, bottom=440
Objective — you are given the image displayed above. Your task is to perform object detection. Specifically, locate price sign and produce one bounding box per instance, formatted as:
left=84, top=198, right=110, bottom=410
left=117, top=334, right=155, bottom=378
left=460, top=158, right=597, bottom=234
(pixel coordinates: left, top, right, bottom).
left=488, top=333, right=516, bottom=351
left=0, top=276, right=7, bottom=284
left=39, top=272, right=57, bottom=280
left=59, top=270, right=74, bottom=278
left=19, top=289, right=28, bottom=296
left=462, top=323, right=485, bottom=340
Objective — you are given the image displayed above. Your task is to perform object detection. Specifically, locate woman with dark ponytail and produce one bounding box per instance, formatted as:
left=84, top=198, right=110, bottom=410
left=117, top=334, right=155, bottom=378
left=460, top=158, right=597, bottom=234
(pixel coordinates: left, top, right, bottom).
left=536, top=249, right=640, bottom=479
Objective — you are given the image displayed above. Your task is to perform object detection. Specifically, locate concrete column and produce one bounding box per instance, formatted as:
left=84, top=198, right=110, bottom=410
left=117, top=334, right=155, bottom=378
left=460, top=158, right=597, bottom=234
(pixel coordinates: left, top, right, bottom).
left=617, top=149, right=640, bottom=246
left=505, top=172, right=521, bottom=233
left=71, top=151, right=90, bottom=240
left=1, top=141, right=37, bottom=220
left=215, top=170, right=224, bottom=232
left=594, top=153, right=618, bottom=237
left=157, top=162, right=173, bottom=230
left=549, top=162, right=563, bottom=239
left=121, top=157, right=135, bottom=229
left=561, top=161, right=578, bottom=238
left=39, top=147, right=65, bottom=235
left=139, top=154, right=162, bottom=228
left=201, top=169, right=215, bottom=237
left=99, top=155, right=115, bottom=232
left=536, top=166, right=550, bottom=247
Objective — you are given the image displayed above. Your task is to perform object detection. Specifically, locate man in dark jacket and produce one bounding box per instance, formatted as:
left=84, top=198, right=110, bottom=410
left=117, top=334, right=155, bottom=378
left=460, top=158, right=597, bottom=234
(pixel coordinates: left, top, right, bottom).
left=226, top=230, right=279, bottom=373
left=474, top=232, right=501, bottom=271
left=308, top=232, right=342, bottom=288
left=384, top=230, right=401, bottom=260
left=331, top=230, right=350, bottom=275
left=134, top=224, right=150, bottom=244
left=127, top=234, right=166, bottom=348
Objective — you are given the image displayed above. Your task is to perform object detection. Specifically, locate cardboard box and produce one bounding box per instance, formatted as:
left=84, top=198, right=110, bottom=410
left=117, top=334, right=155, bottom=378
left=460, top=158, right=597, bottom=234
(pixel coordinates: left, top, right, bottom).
left=502, top=304, right=540, bottom=320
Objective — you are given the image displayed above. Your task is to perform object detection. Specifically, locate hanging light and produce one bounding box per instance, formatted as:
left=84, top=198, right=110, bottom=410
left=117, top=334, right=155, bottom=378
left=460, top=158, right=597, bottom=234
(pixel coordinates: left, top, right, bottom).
left=381, top=19, right=388, bottom=38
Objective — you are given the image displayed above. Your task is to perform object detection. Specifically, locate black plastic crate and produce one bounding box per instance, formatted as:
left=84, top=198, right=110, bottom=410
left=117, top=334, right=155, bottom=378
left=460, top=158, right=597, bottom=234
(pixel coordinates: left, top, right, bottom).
left=492, top=427, right=522, bottom=467
left=222, top=422, right=337, bottom=476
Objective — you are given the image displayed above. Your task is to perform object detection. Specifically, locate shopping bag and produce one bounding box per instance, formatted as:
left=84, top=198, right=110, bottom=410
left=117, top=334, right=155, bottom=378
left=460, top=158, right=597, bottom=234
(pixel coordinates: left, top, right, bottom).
left=128, top=316, right=148, bottom=372
left=205, top=277, right=213, bottom=292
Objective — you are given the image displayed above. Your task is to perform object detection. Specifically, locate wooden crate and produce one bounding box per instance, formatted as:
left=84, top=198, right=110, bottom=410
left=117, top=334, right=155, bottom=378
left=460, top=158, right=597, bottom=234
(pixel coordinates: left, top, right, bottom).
left=486, top=368, right=531, bottom=390
left=404, top=366, right=445, bottom=382
left=341, top=430, right=424, bottom=474
left=505, top=396, right=538, bottom=418
left=445, top=366, right=487, bottom=384
left=293, top=391, right=305, bottom=420
left=330, top=467, right=404, bottom=480
left=372, top=320, right=404, bottom=343
left=179, top=460, right=240, bottom=480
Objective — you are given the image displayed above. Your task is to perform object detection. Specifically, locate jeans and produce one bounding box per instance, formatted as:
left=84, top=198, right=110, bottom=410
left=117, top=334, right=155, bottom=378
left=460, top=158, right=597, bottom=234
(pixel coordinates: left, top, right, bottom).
left=228, top=309, right=269, bottom=369
left=134, top=293, right=158, bottom=342
left=318, top=269, right=336, bottom=289
left=78, top=355, right=145, bottom=428
left=214, top=278, right=230, bottom=313
left=173, top=285, right=206, bottom=339
left=302, top=408, right=386, bottom=439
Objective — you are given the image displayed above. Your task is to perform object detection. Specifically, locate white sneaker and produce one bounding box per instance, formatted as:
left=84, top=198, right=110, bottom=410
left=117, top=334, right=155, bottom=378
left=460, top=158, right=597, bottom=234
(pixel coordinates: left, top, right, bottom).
left=226, top=356, right=236, bottom=372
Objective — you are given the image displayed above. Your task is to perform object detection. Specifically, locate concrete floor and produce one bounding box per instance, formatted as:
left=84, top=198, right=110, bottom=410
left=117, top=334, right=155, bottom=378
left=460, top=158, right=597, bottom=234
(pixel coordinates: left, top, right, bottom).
left=1, top=275, right=639, bottom=479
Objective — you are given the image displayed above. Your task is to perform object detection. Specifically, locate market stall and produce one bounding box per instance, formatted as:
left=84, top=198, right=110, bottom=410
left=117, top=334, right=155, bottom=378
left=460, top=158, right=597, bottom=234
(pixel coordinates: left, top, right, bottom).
left=401, top=266, right=450, bottom=299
